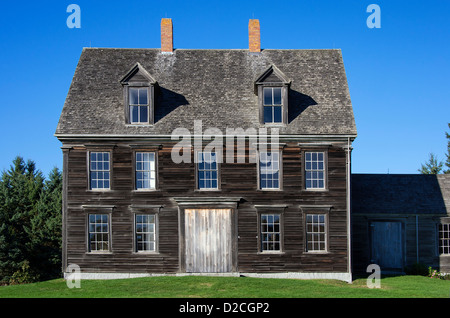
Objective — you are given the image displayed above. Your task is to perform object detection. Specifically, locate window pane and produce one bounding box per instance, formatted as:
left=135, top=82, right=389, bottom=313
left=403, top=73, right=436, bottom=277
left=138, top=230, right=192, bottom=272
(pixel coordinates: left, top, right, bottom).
left=273, top=106, right=282, bottom=123
left=129, top=88, right=139, bottom=105
left=139, top=106, right=148, bottom=123
left=139, top=89, right=148, bottom=105
left=264, top=106, right=273, bottom=123
left=263, top=88, right=272, bottom=105
left=273, top=88, right=282, bottom=105
left=131, top=105, right=139, bottom=123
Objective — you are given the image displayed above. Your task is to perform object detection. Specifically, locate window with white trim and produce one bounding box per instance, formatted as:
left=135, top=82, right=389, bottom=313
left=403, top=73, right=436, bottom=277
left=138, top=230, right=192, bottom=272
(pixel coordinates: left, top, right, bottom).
left=135, top=214, right=156, bottom=252
left=305, top=152, right=325, bottom=189
left=135, top=152, right=156, bottom=190
left=260, top=213, right=281, bottom=252
left=129, top=87, right=149, bottom=124
left=439, top=224, right=450, bottom=255
left=197, top=152, right=218, bottom=189
left=306, top=214, right=326, bottom=252
left=263, top=87, right=282, bottom=124
left=259, top=152, right=280, bottom=189
left=88, top=214, right=109, bottom=252
left=89, top=152, right=110, bottom=190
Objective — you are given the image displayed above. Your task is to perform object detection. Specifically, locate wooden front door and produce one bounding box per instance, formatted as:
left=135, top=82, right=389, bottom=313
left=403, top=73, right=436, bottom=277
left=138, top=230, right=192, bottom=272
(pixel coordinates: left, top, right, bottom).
left=371, top=221, right=403, bottom=270
left=184, top=209, right=232, bottom=273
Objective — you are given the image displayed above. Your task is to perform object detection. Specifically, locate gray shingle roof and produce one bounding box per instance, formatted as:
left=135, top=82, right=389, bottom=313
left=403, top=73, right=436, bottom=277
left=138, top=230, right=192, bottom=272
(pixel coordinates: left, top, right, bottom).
left=351, top=174, right=450, bottom=215
left=55, top=48, right=357, bottom=137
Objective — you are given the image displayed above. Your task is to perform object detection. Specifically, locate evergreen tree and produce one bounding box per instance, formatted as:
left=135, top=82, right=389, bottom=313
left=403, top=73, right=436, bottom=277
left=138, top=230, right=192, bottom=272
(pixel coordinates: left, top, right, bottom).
left=418, top=153, right=443, bottom=174
left=0, top=157, right=62, bottom=284
left=27, top=167, right=62, bottom=281
left=0, top=157, right=44, bottom=283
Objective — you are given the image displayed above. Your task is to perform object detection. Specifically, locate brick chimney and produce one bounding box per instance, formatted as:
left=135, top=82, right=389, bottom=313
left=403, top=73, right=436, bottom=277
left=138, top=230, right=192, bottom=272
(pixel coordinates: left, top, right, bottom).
left=248, top=19, right=261, bottom=53
left=161, top=18, right=173, bottom=53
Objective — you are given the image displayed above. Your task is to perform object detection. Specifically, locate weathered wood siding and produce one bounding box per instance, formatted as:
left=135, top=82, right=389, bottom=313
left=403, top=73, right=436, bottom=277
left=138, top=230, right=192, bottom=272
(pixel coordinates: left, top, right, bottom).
left=63, top=140, right=349, bottom=274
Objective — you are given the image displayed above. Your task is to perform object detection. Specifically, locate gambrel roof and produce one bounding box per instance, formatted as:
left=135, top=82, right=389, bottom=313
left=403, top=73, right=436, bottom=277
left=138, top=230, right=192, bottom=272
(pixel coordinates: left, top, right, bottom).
left=55, top=48, right=357, bottom=138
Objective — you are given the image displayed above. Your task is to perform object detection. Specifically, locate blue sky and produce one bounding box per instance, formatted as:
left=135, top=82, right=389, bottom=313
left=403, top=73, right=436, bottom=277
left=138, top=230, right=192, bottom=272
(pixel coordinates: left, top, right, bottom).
left=0, top=0, right=449, bottom=177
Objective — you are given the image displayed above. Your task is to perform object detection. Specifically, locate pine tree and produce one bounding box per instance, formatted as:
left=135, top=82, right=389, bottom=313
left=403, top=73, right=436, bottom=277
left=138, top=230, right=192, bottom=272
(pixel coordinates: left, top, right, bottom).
left=27, top=167, right=62, bottom=281
left=418, top=153, right=444, bottom=174
left=0, top=157, right=44, bottom=283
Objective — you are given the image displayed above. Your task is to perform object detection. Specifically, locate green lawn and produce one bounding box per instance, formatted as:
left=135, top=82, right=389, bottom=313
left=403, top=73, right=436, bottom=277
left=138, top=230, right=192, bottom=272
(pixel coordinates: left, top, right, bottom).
left=0, top=275, right=449, bottom=298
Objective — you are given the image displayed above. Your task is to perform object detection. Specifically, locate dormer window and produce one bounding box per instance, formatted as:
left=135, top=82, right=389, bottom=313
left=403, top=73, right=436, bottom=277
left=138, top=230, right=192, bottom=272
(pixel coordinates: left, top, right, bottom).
left=254, top=65, right=291, bottom=125
left=263, top=87, right=282, bottom=123
left=129, top=87, right=149, bottom=124
left=120, top=63, right=157, bottom=125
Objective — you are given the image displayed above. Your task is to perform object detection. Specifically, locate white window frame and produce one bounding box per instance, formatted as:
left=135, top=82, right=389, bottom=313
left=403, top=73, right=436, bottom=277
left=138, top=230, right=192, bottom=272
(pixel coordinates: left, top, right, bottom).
left=197, top=151, right=219, bottom=190
left=258, top=151, right=281, bottom=190
left=439, top=223, right=450, bottom=255
left=263, top=87, right=283, bottom=124
left=135, top=214, right=158, bottom=253
left=89, top=152, right=111, bottom=190
left=135, top=152, right=156, bottom=190
left=88, top=214, right=110, bottom=252
left=304, top=151, right=326, bottom=190
left=305, top=213, right=327, bottom=253
left=259, top=213, right=282, bottom=252
left=129, top=87, right=150, bottom=124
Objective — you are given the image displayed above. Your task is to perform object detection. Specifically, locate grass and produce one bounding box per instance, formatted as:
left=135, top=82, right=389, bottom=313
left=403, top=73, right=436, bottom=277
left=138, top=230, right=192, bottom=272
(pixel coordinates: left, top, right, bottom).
left=0, top=275, right=449, bottom=298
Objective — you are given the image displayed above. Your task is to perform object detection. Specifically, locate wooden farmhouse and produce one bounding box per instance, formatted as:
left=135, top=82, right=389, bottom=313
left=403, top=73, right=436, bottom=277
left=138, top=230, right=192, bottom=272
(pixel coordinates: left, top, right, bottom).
left=55, top=18, right=450, bottom=282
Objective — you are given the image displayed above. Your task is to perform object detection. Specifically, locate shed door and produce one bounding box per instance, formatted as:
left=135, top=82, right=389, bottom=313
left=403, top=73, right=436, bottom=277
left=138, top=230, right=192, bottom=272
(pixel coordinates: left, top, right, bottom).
left=185, top=209, right=232, bottom=273
left=371, top=221, right=403, bottom=270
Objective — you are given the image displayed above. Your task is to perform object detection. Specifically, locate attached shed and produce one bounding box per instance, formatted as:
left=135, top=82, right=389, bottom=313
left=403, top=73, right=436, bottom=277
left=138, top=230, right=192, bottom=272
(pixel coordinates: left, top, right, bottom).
left=351, top=174, right=450, bottom=274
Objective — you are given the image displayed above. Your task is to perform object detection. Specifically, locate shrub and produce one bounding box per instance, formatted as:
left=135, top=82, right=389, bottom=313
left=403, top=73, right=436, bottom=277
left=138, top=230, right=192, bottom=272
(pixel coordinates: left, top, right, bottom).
left=428, top=267, right=449, bottom=280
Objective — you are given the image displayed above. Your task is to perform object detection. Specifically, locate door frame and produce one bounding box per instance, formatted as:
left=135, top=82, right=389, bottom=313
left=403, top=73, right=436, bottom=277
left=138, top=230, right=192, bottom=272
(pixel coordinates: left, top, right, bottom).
left=174, top=197, right=241, bottom=273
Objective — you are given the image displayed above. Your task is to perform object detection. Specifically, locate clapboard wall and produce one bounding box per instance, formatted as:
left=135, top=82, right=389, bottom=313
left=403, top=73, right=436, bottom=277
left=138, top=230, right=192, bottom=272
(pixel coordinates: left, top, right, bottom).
left=62, top=140, right=350, bottom=274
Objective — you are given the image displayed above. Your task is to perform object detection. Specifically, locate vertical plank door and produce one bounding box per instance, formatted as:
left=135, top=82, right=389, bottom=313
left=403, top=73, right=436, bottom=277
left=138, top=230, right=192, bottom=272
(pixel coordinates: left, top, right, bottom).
left=371, top=221, right=403, bottom=270
left=185, top=209, right=232, bottom=273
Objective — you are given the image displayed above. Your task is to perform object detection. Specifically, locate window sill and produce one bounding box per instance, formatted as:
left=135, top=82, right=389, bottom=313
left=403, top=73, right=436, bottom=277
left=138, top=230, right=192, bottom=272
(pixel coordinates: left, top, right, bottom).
left=86, top=251, right=113, bottom=255
left=132, top=251, right=160, bottom=255
left=257, top=251, right=285, bottom=255
left=132, top=189, right=160, bottom=193
left=262, top=123, right=286, bottom=127
left=258, top=188, right=282, bottom=191
left=195, top=188, right=221, bottom=192
left=302, top=188, right=329, bottom=192
left=86, top=189, right=112, bottom=193
left=303, top=251, right=329, bottom=255
left=126, top=123, right=153, bottom=127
